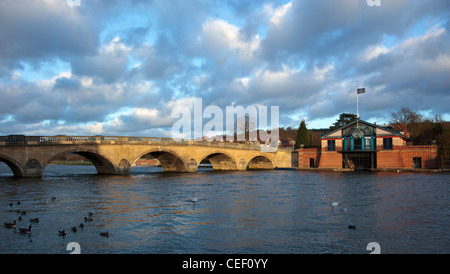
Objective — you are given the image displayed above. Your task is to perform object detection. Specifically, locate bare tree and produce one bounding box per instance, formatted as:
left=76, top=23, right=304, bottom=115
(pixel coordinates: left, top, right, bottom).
left=391, top=107, right=424, bottom=140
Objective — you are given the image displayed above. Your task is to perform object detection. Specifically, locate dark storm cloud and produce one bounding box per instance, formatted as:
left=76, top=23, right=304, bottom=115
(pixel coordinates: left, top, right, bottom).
left=260, top=0, right=449, bottom=65
left=131, top=41, right=184, bottom=81
left=70, top=39, right=130, bottom=83
left=0, top=0, right=99, bottom=77
left=0, top=81, right=66, bottom=123
left=53, top=76, right=82, bottom=91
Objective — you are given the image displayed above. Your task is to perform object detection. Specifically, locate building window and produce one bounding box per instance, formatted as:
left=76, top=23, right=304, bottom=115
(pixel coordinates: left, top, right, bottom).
left=354, top=137, right=362, bottom=150
left=383, top=138, right=393, bottom=150
left=327, top=140, right=336, bottom=151
left=365, top=137, right=372, bottom=150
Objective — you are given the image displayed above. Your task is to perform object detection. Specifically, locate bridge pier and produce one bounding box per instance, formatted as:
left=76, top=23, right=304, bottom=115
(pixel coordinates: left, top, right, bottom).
left=24, top=159, right=44, bottom=177
left=116, top=159, right=132, bottom=175
left=186, top=159, right=198, bottom=173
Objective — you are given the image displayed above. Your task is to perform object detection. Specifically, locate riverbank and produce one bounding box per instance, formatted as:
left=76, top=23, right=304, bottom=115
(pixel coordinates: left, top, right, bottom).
left=294, top=167, right=449, bottom=173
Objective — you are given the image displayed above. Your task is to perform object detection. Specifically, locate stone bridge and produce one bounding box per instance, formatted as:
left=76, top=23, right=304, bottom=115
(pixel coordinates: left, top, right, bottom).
left=0, top=136, right=295, bottom=177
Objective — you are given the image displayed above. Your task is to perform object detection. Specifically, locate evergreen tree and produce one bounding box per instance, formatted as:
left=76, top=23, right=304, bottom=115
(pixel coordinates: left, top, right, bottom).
left=295, top=120, right=310, bottom=149
left=330, top=113, right=358, bottom=131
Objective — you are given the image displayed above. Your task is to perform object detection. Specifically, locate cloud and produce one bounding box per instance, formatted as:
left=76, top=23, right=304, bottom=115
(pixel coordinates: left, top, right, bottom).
left=131, top=42, right=184, bottom=81
left=0, top=0, right=449, bottom=136
left=198, top=18, right=261, bottom=63
left=71, top=37, right=131, bottom=83
left=361, top=24, right=450, bottom=110
left=0, top=0, right=99, bottom=78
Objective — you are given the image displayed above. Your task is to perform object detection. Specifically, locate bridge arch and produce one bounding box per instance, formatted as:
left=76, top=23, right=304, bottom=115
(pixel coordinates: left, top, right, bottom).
left=0, top=154, right=25, bottom=177
left=198, top=151, right=238, bottom=171
left=133, top=149, right=188, bottom=172
left=247, top=155, right=274, bottom=170
left=43, top=149, right=117, bottom=175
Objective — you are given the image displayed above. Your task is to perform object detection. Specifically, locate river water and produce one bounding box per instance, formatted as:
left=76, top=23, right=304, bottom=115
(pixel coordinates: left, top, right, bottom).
left=0, top=163, right=448, bottom=254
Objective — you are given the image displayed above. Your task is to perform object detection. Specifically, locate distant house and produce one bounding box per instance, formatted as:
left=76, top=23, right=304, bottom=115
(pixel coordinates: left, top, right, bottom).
left=297, top=119, right=438, bottom=170
left=279, top=138, right=295, bottom=149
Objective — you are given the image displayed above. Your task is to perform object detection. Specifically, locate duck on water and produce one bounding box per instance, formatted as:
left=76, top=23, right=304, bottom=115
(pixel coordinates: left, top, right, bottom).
left=4, top=220, right=16, bottom=229
left=19, top=225, right=32, bottom=234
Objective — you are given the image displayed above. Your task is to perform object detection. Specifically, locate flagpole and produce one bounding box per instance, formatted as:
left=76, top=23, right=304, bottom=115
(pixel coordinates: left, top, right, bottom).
left=357, top=92, right=359, bottom=131
left=357, top=92, right=359, bottom=119
left=356, top=88, right=365, bottom=119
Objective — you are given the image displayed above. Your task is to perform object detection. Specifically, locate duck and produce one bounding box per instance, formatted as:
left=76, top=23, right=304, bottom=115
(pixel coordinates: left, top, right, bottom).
left=191, top=192, right=199, bottom=203
left=19, top=225, right=32, bottom=234
left=30, top=218, right=39, bottom=223
left=58, top=230, right=66, bottom=237
left=84, top=216, right=93, bottom=222
left=4, top=220, right=16, bottom=229
left=348, top=225, right=356, bottom=230
left=79, top=223, right=84, bottom=228
left=18, top=216, right=22, bottom=221
left=71, top=226, right=77, bottom=232
left=332, top=202, right=340, bottom=207
left=100, top=231, right=109, bottom=238
left=88, top=212, right=94, bottom=217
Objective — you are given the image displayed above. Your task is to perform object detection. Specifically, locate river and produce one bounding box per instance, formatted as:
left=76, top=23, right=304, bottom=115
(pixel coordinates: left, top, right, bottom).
left=0, top=163, right=448, bottom=254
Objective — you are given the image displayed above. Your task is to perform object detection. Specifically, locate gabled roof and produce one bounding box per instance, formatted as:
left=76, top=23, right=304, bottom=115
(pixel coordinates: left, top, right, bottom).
left=321, top=119, right=410, bottom=140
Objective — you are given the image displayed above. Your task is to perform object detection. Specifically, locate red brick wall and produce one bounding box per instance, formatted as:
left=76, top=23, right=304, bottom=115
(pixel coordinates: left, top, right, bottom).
left=318, top=151, right=342, bottom=168
left=297, top=148, right=343, bottom=169
left=298, top=148, right=320, bottom=168
left=297, top=145, right=438, bottom=169
left=377, top=150, right=403, bottom=168
left=377, top=145, right=438, bottom=169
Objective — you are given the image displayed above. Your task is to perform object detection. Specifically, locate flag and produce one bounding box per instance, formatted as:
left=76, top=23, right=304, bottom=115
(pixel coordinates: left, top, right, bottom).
left=357, top=88, right=366, bottom=94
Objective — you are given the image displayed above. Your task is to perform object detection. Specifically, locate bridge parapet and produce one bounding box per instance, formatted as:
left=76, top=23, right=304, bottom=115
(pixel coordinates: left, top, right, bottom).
left=0, top=136, right=265, bottom=150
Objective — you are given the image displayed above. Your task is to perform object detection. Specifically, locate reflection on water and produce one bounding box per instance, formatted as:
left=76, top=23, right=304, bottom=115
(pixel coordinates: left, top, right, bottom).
left=0, top=163, right=448, bottom=254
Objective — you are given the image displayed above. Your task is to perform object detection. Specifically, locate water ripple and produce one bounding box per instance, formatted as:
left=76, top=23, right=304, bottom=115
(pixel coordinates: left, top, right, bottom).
left=0, top=164, right=449, bottom=254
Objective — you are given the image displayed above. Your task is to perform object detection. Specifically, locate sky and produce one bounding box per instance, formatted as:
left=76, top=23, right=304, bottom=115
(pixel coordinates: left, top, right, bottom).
left=0, top=0, right=449, bottom=137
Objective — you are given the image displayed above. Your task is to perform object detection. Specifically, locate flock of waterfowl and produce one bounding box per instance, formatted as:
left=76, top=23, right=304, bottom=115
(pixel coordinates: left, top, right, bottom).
left=3, top=199, right=109, bottom=238
left=4, top=193, right=200, bottom=240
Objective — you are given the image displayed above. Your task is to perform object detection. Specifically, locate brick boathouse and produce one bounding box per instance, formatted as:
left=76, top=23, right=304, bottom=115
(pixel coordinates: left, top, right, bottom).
left=297, top=119, right=438, bottom=170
